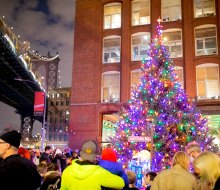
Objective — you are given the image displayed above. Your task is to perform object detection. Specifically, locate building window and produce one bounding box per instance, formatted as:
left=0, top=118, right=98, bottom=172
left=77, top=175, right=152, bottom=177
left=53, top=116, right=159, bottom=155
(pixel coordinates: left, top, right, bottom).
left=49, top=134, right=53, bottom=141
left=131, top=69, right=142, bottom=97
left=132, top=32, right=150, bottom=61
left=66, top=100, right=69, bottom=106
left=104, top=3, right=121, bottom=29
left=194, top=0, right=215, bottom=18
left=132, top=0, right=151, bottom=26
left=64, top=134, right=68, bottom=142
left=56, top=101, right=59, bottom=106
left=174, top=66, right=184, bottom=88
left=161, top=0, right=182, bottom=22
left=102, top=71, right=120, bottom=103
left=49, top=126, right=53, bottom=132
left=196, top=64, right=219, bottom=99
left=103, top=36, right=121, bottom=63
left=59, top=135, right=63, bottom=141
left=102, top=114, right=117, bottom=145
left=61, top=101, right=64, bottom=106
left=195, top=25, right=217, bottom=56
left=163, top=29, right=182, bottom=58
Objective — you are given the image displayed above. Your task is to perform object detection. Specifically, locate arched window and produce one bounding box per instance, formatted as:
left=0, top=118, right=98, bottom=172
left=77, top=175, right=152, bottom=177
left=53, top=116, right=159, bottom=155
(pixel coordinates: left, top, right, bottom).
left=101, top=71, right=120, bottom=103
left=132, top=0, right=151, bottom=26
left=131, top=32, right=150, bottom=61
left=104, top=3, right=121, bottom=29
left=163, top=28, right=182, bottom=58
left=195, top=25, right=217, bottom=56
left=103, top=36, right=121, bottom=63
left=196, top=63, right=219, bottom=99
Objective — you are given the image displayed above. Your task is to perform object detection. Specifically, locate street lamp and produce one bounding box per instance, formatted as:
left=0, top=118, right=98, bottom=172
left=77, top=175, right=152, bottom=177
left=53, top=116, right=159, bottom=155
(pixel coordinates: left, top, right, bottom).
left=14, top=77, right=46, bottom=151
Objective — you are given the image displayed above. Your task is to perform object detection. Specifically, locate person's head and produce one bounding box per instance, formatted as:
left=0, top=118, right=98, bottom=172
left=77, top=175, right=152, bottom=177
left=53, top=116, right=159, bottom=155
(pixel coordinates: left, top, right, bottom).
left=37, top=162, right=48, bottom=177
left=172, top=151, right=190, bottom=170
left=79, top=140, right=98, bottom=163
left=185, top=142, right=201, bottom=159
left=45, top=146, right=53, bottom=154
left=54, top=148, right=62, bottom=156
left=144, top=171, right=157, bottom=185
left=126, top=170, right=137, bottom=186
left=101, top=148, right=117, bottom=162
left=193, top=151, right=220, bottom=189
left=0, top=130, right=21, bottom=159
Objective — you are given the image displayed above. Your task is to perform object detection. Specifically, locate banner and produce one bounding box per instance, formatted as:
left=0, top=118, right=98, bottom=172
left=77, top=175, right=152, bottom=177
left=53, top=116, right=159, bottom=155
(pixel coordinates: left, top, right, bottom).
left=34, top=91, right=45, bottom=116
left=128, top=136, right=151, bottom=142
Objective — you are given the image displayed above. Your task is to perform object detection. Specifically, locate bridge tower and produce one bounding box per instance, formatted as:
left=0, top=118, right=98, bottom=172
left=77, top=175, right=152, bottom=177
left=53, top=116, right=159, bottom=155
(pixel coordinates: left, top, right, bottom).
left=19, top=51, right=60, bottom=144
left=28, top=51, right=60, bottom=92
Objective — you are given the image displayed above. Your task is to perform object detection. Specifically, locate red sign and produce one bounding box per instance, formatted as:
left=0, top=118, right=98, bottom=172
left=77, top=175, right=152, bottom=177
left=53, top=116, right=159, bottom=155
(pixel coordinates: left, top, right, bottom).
left=34, top=91, right=45, bottom=116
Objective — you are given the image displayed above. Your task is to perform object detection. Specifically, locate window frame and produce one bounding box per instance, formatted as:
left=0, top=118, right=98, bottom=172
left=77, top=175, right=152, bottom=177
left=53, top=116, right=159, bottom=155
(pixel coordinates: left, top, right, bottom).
left=161, top=0, right=182, bottom=22
left=131, top=32, right=151, bottom=61
left=196, top=63, right=219, bottom=99
left=195, top=25, right=218, bottom=56
left=132, top=0, right=151, bottom=26
left=101, top=71, right=120, bottom=103
left=163, top=28, right=183, bottom=58
left=104, top=2, right=121, bottom=29
left=103, top=36, right=121, bottom=64
left=194, top=0, right=216, bottom=18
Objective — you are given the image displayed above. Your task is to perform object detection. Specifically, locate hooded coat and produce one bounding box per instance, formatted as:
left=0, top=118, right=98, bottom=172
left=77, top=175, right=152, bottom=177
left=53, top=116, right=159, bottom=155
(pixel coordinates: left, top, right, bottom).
left=60, top=159, right=125, bottom=190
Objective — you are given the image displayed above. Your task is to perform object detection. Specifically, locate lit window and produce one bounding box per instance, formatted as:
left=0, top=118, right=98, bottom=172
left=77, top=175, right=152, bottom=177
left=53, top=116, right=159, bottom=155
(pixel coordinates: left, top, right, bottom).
left=131, top=69, right=142, bottom=98
left=161, top=0, right=182, bottom=22
left=102, top=114, right=117, bottom=144
left=196, top=64, right=219, bottom=99
left=132, top=32, right=150, bottom=61
left=163, top=29, right=182, bottom=58
left=132, top=0, right=151, bottom=26
left=194, top=0, right=215, bottom=18
left=103, top=36, right=121, bottom=63
left=56, top=93, right=60, bottom=98
left=174, top=66, right=184, bottom=88
left=195, top=25, right=217, bottom=56
left=104, top=3, right=121, bottom=29
left=102, top=71, right=120, bottom=103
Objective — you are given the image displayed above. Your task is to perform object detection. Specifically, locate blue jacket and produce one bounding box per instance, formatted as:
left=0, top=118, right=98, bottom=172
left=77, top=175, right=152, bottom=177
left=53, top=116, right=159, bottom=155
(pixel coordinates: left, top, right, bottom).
left=99, top=159, right=129, bottom=189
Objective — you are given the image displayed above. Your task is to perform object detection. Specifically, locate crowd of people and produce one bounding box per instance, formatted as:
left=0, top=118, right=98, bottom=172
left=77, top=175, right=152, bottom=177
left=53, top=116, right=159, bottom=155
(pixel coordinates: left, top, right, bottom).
left=0, top=130, right=219, bottom=190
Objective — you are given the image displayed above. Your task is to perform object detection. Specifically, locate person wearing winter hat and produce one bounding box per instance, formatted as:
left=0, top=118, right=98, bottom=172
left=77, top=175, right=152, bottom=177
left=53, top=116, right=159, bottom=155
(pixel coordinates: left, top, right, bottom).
left=99, top=147, right=129, bottom=190
left=0, top=130, right=41, bottom=190
left=61, top=140, right=125, bottom=190
left=52, top=148, right=66, bottom=172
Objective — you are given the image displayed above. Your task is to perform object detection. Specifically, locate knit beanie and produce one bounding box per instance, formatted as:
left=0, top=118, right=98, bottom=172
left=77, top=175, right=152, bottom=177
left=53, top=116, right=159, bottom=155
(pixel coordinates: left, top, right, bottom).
left=0, top=130, right=21, bottom=148
left=101, top=148, right=117, bottom=162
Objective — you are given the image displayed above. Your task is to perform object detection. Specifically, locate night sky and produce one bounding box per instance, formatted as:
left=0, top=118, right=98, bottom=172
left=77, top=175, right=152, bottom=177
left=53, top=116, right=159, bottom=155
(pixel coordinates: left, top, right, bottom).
left=0, top=0, right=75, bottom=132
left=0, top=0, right=75, bottom=87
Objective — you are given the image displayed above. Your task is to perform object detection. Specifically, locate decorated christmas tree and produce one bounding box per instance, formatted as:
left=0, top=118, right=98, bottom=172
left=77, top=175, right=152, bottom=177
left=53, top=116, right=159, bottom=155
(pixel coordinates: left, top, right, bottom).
left=110, top=19, right=214, bottom=172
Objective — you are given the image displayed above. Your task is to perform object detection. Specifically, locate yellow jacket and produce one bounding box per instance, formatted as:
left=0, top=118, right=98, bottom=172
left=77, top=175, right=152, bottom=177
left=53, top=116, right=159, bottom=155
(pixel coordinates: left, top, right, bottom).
left=61, top=159, right=125, bottom=190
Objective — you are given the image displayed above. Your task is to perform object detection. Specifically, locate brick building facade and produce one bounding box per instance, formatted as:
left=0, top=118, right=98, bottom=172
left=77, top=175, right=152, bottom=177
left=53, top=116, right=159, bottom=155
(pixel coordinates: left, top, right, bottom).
left=70, top=0, right=220, bottom=150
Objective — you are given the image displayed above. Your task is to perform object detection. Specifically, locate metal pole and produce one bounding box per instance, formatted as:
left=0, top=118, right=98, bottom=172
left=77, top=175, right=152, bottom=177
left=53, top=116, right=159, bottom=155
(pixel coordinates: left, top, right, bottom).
left=40, top=92, right=46, bottom=152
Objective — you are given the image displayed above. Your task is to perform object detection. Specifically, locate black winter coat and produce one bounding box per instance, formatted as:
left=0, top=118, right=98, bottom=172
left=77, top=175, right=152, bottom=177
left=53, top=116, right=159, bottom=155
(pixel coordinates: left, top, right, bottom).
left=0, top=154, right=41, bottom=190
